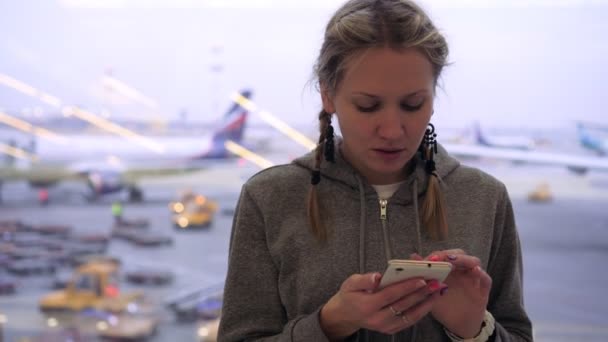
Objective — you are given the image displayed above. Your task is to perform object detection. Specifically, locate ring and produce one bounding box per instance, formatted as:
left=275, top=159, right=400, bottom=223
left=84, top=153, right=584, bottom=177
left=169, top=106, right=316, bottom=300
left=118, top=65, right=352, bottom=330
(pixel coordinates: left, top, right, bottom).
left=389, top=306, right=402, bottom=316
left=401, top=313, right=411, bottom=325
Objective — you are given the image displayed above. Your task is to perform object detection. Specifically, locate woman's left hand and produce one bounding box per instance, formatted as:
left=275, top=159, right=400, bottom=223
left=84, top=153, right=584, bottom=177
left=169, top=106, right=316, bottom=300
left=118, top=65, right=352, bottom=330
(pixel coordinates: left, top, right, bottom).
left=411, top=250, right=492, bottom=338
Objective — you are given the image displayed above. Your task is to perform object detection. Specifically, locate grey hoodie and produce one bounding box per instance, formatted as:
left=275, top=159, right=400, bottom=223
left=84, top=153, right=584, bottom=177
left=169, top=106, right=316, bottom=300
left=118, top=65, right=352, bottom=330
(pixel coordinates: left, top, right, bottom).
left=218, top=143, right=532, bottom=341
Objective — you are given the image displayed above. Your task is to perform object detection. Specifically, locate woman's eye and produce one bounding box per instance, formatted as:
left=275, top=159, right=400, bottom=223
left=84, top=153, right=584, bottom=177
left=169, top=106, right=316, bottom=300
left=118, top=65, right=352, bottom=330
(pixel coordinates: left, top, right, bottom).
left=401, top=100, right=425, bottom=112
left=356, top=103, right=380, bottom=113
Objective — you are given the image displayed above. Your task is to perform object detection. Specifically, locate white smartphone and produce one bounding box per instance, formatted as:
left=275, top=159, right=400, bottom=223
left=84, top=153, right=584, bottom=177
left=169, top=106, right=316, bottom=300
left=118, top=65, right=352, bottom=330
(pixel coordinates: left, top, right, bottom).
left=378, top=259, right=453, bottom=289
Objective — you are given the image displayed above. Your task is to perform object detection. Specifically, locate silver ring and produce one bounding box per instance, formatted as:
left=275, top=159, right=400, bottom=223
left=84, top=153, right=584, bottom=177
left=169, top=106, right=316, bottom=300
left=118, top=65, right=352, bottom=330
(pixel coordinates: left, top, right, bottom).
left=401, top=313, right=411, bottom=325
left=389, top=306, right=402, bottom=317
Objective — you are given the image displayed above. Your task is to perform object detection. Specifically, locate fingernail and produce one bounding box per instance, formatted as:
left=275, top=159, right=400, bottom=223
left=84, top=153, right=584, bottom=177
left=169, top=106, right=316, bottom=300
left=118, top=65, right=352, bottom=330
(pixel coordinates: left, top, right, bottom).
left=428, top=280, right=440, bottom=291
left=416, top=280, right=426, bottom=289
left=447, top=254, right=457, bottom=261
left=371, top=273, right=378, bottom=284
left=440, top=286, right=448, bottom=296
left=429, top=255, right=441, bottom=262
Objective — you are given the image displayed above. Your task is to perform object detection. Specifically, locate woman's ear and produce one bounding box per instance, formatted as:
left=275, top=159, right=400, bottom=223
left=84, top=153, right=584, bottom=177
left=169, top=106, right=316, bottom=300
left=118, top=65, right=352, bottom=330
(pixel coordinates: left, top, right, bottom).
left=320, top=84, right=336, bottom=114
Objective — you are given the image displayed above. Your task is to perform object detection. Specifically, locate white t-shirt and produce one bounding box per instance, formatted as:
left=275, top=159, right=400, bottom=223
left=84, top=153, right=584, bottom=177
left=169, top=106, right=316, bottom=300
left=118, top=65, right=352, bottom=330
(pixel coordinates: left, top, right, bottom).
left=372, top=181, right=406, bottom=200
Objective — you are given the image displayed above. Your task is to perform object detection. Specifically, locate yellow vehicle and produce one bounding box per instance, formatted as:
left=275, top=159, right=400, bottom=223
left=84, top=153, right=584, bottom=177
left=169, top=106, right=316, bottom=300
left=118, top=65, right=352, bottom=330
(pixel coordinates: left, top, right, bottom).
left=39, top=261, right=143, bottom=313
left=171, top=193, right=217, bottom=229
left=528, top=183, right=553, bottom=203
left=169, top=191, right=218, bottom=214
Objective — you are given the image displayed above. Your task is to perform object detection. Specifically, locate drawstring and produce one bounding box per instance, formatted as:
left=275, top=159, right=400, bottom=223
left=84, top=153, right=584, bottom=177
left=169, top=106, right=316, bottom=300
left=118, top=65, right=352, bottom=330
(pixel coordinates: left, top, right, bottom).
left=409, top=178, right=422, bottom=342
left=356, top=175, right=366, bottom=275
left=411, top=178, right=423, bottom=255
left=355, top=175, right=369, bottom=342
left=390, top=179, right=424, bottom=342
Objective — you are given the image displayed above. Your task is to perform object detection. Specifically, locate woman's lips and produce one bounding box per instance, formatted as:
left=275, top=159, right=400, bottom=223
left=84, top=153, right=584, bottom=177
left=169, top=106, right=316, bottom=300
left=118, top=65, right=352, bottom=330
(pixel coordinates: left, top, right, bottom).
left=372, top=148, right=405, bottom=161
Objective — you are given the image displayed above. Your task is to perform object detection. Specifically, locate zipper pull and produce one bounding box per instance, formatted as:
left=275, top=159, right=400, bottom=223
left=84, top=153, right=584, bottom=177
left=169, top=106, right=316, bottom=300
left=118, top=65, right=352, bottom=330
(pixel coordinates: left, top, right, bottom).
left=379, top=199, right=388, bottom=221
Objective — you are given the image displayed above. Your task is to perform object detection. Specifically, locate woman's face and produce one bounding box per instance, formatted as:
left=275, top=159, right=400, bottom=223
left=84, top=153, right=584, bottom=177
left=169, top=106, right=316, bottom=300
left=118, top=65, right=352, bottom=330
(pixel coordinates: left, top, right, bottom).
left=322, top=47, right=435, bottom=185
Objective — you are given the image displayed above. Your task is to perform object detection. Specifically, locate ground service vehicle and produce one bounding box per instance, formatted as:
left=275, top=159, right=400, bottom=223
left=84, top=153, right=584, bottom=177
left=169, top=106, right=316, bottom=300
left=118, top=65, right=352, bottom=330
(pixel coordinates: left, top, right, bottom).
left=172, top=195, right=217, bottom=229
left=39, top=261, right=142, bottom=312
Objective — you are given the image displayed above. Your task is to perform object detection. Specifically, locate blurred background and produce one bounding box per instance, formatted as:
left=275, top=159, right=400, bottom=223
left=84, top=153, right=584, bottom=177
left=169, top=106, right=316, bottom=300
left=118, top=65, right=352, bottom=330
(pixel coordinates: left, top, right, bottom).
left=0, top=0, right=607, bottom=341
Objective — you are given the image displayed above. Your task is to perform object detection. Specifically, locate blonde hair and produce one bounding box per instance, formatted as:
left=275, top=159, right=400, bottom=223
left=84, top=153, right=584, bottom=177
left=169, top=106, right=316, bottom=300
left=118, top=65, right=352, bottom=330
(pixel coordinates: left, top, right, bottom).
left=309, top=0, right=449, bottom=242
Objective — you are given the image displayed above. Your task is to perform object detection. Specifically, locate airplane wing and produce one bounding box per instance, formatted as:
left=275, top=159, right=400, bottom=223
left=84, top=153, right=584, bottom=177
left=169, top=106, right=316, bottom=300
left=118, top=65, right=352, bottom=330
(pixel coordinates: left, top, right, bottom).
left=443, top=143, right=608, bottom=173
left=0, top=155, right=237, bottom=191
left=0, top=164, right=81, bottom=184
left=117, top=158, right=238, bottom=183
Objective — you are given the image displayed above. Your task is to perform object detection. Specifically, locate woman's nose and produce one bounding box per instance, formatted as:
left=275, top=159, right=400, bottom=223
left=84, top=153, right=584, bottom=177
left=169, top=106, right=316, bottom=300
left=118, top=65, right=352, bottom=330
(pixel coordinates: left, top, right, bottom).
left=376, top=109, right=405, bottom=140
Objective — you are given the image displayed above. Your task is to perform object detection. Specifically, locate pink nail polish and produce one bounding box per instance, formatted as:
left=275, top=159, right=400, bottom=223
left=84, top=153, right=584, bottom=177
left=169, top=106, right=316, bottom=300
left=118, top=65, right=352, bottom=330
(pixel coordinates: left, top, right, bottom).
left=428, top=280, right=440, bottom=291
left=447, top=254, right=457, bottom=261
left=429, top=255, right=441, bottom=262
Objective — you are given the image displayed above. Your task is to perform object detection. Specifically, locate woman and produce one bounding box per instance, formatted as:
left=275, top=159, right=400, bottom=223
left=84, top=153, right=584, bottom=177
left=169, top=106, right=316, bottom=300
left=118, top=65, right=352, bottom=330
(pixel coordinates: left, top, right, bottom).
left=218, top=0, right=532, bottom=341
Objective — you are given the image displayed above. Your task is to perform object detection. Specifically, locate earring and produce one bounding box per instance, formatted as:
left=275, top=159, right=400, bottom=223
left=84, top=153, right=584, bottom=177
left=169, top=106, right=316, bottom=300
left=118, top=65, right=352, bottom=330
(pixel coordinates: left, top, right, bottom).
left=420, top=123, right=438, bottom=175
left=324, top=116, right=335, bottom=163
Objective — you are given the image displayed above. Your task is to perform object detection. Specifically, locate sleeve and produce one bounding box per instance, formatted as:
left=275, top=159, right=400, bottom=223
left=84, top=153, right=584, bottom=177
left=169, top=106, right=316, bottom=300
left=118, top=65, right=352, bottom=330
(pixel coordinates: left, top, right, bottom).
left=486, top=184, right=533, bottom=341
left=218, top=185, right=331, bottom=342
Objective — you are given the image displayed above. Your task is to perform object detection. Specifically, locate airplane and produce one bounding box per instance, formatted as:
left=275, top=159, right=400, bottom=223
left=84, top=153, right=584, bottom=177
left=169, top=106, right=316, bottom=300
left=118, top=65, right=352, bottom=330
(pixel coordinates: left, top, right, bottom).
left=472, top=121, right=536, bottom=150
left=443, top=141, right=608, bottom=175
left=0, top=89, right=253, bottom=203
left=577, top=122, right=607, bottom=156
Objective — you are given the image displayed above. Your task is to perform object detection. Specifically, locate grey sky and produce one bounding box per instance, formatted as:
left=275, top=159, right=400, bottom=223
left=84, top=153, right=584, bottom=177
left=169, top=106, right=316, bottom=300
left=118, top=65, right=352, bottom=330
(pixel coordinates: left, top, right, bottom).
left=0, top=0, right=606, bottom=130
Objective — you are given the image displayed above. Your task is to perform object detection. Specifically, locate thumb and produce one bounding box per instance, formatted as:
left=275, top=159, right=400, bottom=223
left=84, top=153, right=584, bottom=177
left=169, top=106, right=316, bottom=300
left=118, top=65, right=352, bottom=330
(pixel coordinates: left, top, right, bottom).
left=342, top=272, right=381, bottom=292
left=410, top=253, right=423, bottom=261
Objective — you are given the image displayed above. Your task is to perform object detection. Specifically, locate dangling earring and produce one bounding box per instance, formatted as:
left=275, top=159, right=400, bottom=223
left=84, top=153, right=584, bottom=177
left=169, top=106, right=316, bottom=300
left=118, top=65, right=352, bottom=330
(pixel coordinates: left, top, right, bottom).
left=324, top=115, right=335, bottom=163
left=420, top=123, right=438, bottom=175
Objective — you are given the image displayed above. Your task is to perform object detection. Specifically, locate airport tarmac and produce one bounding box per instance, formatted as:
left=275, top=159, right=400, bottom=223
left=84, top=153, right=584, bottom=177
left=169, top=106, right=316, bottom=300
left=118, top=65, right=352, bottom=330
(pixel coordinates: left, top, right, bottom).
left=1, top=163, right=608, bottom=341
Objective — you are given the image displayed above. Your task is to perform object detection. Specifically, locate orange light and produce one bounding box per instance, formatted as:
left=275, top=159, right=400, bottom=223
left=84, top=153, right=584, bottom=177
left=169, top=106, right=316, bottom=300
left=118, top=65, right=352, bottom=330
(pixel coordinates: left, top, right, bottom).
left=195, top=195, right=206, bottom=205
left=105, top=285, right=119, bottom=297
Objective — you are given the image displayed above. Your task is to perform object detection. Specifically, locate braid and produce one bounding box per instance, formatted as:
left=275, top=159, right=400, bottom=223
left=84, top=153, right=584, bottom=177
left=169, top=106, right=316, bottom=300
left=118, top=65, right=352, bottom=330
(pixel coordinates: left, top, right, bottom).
left=421, top=173, right=448, bottom=240
left=307, top=109, right=332, bottom=242
left=420, top=140, right=448, bottom=240
left=311, top=110, right=331, bottom=185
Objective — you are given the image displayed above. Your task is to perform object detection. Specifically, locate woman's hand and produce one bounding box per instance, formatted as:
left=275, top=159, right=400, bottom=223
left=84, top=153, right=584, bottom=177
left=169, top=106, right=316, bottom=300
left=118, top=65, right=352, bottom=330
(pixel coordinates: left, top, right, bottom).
left=320, top=272, right=445, bottom=339
left=412, top=250, right=492, bottom=338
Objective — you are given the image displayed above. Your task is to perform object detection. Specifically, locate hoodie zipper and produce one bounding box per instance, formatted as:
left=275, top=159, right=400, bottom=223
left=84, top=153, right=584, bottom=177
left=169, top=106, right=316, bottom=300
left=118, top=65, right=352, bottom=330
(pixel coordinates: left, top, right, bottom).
left=379, top=199, right=393, bottom=261
left=380, top=199, right=388, bottom=221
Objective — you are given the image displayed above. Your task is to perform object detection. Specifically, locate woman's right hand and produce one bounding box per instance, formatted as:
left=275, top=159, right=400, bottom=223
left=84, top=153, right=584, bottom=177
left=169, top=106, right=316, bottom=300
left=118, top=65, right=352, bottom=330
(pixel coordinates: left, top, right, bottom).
left=319, top=272, right=444, bottom=339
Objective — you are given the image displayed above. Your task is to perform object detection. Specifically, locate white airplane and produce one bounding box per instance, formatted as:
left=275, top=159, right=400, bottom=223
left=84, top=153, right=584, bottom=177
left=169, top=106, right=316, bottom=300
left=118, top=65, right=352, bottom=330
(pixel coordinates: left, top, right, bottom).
left=473, top=121, right=536, bottom=150
left=0, top=90, right=253, bottom=203
left=443, top=142, right=608, bottom=175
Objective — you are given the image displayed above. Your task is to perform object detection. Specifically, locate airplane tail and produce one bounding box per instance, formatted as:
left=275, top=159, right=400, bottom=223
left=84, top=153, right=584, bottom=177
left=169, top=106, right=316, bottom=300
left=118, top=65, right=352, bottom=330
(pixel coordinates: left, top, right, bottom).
left=192, top=89, right=252, bottom=160
left=577, top=122, right=593, bottom=146
left=211, top=89, right=251, bottom=144
left=576, top=122, right=604, bottom=155
left=473, top=121, right=490, bottom=146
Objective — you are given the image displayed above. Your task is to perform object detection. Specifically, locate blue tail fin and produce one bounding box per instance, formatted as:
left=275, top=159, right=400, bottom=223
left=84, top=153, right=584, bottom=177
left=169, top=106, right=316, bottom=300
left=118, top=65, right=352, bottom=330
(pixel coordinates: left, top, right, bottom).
left=577, top=122, right=605, bottom=155
left=211, top=89, right=251, bottom=144
left=193, top=89, right=252, bottom=159
left=473, top=121, right=490, bottom=146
